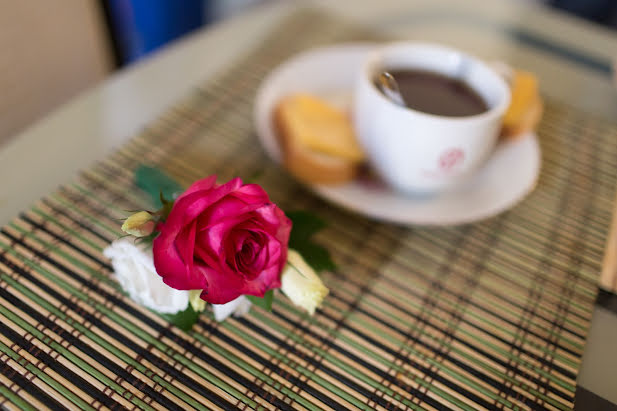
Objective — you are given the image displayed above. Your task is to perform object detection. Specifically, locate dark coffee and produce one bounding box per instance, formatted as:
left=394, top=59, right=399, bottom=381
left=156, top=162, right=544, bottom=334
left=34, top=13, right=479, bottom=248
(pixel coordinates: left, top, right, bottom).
left=382, top=69, right=488, bottom=117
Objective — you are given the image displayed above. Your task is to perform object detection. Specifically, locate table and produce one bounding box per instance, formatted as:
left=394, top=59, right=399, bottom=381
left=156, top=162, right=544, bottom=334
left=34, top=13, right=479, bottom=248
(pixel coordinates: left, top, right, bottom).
left=1, top=1, right=616, bottom=409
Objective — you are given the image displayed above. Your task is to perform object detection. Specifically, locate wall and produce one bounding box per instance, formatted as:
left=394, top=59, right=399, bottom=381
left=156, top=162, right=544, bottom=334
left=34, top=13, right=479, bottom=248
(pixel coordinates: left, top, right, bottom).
left=0, top=1, right=112, bottom=145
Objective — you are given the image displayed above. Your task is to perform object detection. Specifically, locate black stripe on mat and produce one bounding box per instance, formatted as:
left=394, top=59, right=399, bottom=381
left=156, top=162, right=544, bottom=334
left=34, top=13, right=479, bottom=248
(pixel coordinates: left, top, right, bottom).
left=340, top=273, right=579, bottom=382
left=273, top=307, right=496, bottom=410
left=328, top=289, right=571, bottom=406
left=0, top=320, right=122, bottom=410
left=0, top=270, right=197, bottom=410
left=329, top=225, right=587, bottom=350
left=0, top=229, right=287, bottom=409
left=232, top=316, right=413, bottom=410
left=19, top=214, right=112, bottom=272
left=0, top=359, right=66, bottom=411
left=40, top=198, right=114, bottom=245
left=0, top=244, right=236, bottom=410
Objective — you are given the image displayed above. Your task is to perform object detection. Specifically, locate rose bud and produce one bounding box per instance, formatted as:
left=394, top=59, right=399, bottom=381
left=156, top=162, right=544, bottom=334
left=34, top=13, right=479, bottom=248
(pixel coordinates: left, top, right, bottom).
left=122, top=211, right=155, bottom=237
left=281, top=249, right=329, bottom=315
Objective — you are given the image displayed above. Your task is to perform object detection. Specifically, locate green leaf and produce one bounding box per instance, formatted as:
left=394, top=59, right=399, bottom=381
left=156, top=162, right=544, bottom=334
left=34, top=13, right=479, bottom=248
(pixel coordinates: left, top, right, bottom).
left=135, top=165, right=184, bottom=207
left=160, top=304, right=200, bottom=331
left=287, top=211, right=336, bottom=273
left=295, top=242, right=336, bottom=272
left=287, top=211, right=326, bottom=244
left=246, top=290, right=274, bottom=311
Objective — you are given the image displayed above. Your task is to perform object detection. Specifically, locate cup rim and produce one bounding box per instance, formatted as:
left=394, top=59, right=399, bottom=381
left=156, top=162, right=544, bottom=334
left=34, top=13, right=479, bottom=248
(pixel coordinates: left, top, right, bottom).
left=362, top=42, right=511, bottom=123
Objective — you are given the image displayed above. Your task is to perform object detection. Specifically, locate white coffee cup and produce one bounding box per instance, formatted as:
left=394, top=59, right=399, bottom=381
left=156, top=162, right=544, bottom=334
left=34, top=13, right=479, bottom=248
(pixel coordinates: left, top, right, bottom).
left=353, top=43, right=511, bottom=194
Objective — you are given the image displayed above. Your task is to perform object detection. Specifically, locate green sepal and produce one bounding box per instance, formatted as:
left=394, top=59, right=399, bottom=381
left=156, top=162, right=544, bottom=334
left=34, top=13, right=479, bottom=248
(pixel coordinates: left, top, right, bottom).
left=134, top=231, right=157, bottom=247
left=287, top=211, right=336, bottom=273
left=246, top=290, right=274, bottom=311
left=158, top=191, right=175, bottom=221
left=160, top=304, right=200, bottom=331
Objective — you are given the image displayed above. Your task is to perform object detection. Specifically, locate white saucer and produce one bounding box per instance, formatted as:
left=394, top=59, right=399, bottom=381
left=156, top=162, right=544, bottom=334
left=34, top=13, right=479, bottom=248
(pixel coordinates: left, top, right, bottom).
left=254, top=43, right=541, bottom=226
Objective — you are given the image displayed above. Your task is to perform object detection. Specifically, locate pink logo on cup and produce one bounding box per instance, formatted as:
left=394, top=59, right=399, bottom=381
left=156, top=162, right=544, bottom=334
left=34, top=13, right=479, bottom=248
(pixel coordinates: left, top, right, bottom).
left=438, top=148, right=464, bottom=172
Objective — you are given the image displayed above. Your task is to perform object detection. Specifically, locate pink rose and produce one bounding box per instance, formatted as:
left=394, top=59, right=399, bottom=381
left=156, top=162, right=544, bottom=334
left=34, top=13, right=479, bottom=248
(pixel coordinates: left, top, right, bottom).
left=153, top=176, right=291, bottom=304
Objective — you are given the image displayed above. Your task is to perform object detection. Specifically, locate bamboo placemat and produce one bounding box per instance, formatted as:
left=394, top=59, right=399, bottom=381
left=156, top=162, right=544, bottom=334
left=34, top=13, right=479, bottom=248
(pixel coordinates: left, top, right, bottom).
left=1, top=9, right=616, bottom=411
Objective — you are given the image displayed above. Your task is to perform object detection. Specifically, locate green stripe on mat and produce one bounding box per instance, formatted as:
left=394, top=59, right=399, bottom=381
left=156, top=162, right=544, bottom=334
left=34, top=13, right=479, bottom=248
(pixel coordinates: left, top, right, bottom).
left=29, top=207, right=106, bottom=253
left=0, top=300, right=153, bottom=410
left=0, top=381, right=38, bottom=411
left=0, top=243, right=258, bottom=408
left=267, top=297, right=514, bottom=410
left=188, top=328, right=322, bottom=411
left=8, top=222, right=118, bottom=289
left=0, top=337, right=96, bottom=411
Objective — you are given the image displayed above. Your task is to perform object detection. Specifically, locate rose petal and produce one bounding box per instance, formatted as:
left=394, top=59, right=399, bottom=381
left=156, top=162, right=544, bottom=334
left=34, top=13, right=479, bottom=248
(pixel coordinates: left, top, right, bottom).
left=236, top=238, right=259, bottom=275
left=153, top=228, right=209, bottom=290
left=194, top=249, right=282, bottom=304
left=273, top=207, right=292, bottom=244
left=264, top=234, right=282, bottom=272
left=193, top=245, right=226, bottom=274
left=246, top=264, right=282, bottom=295
left=222, top=229, right=269, bottom=278
left=243, top=234, right=269, bottom=278
left=196, top=265, right=245, bottom=304
left=196, top=199, right=266, bottom=231
left=164, top=178, right=243, bottom=234
left=199, top=214, right=247, bottom=259
left=153, top=227, right=187, bottom=283
left=231, top=183, right=270, bottom=204
left=231, top=230, right=252, bottom=253
left=175, top=220, right=197, bottom=274
left=224, top=233, right=241, bottom=272
left=226, top=215, right=288, bottom=277
left=258, top=206, right=291, bottom=272
left=176, top=175, right=217, bottom=199
left=253, top=205, right=292, bottom=244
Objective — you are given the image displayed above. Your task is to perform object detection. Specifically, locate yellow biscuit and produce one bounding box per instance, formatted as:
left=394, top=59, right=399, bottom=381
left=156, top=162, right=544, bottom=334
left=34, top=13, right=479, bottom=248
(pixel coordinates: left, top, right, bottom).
left=274, top=94, right=365, bottom=185
left=275, top=94, right=365, bottom=161
left=501, top=70, right=542, bottom=139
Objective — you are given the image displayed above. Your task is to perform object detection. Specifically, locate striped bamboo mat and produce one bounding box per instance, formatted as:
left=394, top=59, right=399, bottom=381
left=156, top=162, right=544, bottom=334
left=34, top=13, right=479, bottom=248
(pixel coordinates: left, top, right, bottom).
left=1, top=9, right=617, bottom=411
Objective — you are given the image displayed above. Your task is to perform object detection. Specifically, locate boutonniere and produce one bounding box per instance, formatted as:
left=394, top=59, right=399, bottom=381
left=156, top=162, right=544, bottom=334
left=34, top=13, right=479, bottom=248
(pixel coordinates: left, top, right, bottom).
left=104, top=166, right=332, bottom=330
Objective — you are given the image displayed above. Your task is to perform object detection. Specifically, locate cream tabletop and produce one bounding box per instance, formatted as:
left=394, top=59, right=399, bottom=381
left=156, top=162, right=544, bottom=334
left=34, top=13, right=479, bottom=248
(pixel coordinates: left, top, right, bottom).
left=1, top=0, right=616, bottom=407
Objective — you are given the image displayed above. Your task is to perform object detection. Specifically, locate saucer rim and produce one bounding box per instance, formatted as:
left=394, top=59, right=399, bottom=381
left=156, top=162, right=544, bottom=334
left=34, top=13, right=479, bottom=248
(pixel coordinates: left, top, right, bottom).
left=312, top=135, right=540, bottom=226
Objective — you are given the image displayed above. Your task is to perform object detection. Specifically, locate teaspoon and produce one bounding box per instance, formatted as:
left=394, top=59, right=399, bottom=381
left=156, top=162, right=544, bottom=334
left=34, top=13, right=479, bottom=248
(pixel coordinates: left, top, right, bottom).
left=377, top=71, right=406, bottom=107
